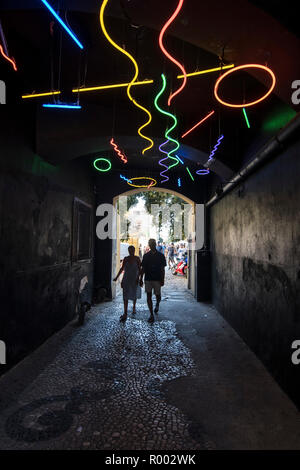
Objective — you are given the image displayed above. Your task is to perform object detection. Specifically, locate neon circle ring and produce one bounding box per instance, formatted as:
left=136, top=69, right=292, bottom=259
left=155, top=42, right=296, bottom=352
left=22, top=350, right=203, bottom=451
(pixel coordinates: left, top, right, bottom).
left=214, top=64, right=276, bottom=108
left=93, top=158, right=112, bottom=172
left=127, top=177, right=157, bottom=188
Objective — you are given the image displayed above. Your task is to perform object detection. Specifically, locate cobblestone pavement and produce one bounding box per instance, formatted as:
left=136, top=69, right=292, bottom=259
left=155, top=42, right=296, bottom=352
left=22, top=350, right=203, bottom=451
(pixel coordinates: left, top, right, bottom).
left=0, top=272, right=299, bottom=450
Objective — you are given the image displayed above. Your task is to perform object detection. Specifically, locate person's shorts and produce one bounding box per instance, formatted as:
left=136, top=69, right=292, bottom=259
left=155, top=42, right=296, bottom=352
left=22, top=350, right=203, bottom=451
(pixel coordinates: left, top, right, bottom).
left=145, top=280, right=161, bottom=296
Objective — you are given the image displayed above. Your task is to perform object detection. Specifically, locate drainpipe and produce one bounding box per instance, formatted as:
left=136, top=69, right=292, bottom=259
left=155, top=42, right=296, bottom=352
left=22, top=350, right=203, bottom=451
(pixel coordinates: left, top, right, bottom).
left=206, top=112, right=300, bottom=208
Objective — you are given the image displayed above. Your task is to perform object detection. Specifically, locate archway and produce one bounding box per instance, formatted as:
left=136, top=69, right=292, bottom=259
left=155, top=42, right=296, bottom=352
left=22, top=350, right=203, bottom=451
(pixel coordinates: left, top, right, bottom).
left=112, top=188, right=197, bottom=299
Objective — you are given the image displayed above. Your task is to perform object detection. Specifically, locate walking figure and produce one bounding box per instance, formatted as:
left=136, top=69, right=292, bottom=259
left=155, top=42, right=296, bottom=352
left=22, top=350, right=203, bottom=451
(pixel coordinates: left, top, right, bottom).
left=140, top=239, right=166, bottom=323
left=114, top=245, right=142, bottom=322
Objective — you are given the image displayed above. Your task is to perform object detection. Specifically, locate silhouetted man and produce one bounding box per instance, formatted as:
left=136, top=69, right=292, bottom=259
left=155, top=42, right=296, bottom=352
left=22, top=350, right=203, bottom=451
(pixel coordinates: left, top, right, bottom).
left=140, top=238, right=166, bottom=323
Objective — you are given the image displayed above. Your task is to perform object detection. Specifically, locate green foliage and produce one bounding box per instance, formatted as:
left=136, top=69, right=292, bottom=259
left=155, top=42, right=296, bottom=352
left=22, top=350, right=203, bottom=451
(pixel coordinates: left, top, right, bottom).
left=126, top=191, right=187, bottom=241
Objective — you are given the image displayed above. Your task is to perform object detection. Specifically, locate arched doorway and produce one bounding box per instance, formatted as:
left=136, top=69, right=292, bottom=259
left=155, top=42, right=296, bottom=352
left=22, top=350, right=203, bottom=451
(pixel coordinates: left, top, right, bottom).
left=112, top=188, right=197, bottom=298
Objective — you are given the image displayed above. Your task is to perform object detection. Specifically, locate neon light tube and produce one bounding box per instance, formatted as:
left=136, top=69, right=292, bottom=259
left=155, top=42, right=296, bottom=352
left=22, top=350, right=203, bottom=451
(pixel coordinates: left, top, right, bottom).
left=196, top=169, right=210, bottom=175
left=40, top=0, right=83, bottom=49
left=72, top=80, right=153, bottom=93
left=181, top=111, right=215, bottom=139
left=178, top=178, right=181, bottom=187
left=154, top=74, right=179, bottom=180
left=176, top=156, right=184, bottom=164
left=177, top=64, right=235, bottom=79
left=94, top=158, right=112, bottom=172
left=22, top=91, right=61, bottom=99
left=110, top=138, right=128, bottom=163
left=120, top=174, right=132, bottom=183
left=0, top=44, right=17, bottom=71
left=43, top=104, right=81, bottom=109
left=100, top=0, right=153, bottom=155
left=186, top=167, right=194, bottom=181
left=158, top=139, right=170, bottom=183
left=127, top=177, right=157, bottom=188
left=214, top=64, right=276, bottom=108
left=243, top=107, right=250, bottom=128
left=158, top=0, right=187, bottom=106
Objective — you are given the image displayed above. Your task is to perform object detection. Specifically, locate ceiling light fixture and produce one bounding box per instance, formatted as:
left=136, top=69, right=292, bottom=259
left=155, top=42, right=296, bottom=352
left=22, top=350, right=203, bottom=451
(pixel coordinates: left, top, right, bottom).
left=214, top=64, right=276, bottom=108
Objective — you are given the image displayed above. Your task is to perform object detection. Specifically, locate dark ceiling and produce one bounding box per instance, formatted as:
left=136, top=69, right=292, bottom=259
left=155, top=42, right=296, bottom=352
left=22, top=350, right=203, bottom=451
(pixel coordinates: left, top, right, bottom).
left=0, top=0, right=299, bottom=182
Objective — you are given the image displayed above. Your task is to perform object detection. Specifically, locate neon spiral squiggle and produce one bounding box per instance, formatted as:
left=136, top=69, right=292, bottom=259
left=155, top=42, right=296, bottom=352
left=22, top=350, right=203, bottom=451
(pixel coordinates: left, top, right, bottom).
left=207, top=134, right=224, bottom=163
left=110, top=138, right=127, bottom=163
left=154, top=74, right=179, bottom=182
left=100, top=0, right=153, bottom=154
left=158, top=0, right=187, bottom=106
left=158, top=139, right=170, bottom=183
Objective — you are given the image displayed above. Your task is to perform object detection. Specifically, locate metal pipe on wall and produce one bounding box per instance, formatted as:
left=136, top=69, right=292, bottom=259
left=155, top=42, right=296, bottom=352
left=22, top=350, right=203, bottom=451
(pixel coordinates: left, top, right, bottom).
left=206, top=112, right=300, bottom=208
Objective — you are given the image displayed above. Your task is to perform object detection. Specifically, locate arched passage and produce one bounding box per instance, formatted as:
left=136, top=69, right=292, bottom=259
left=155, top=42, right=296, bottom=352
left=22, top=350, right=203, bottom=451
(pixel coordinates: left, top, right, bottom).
left=110, top=188, right=198, bottom=300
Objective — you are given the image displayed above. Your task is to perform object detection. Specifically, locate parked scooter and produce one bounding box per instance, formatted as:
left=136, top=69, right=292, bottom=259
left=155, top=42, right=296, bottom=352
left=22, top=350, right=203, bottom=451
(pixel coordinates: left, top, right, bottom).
left=172, top=254, right=188, bottom=276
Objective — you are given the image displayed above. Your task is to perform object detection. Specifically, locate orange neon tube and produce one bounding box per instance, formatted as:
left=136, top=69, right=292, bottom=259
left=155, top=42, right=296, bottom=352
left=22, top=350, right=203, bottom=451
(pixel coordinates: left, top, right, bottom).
left=0, top=45, right=17, bottom=71
left=181, top=111, right=215, bottom=138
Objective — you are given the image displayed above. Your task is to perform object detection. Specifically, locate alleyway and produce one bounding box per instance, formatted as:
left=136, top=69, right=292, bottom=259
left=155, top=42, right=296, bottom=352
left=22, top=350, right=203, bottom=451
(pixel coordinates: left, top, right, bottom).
left=0, top=272, right=299, bottom=450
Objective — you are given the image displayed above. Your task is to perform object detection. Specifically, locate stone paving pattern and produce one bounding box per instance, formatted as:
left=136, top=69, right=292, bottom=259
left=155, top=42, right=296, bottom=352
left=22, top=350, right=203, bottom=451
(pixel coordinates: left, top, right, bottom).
left=0, top=272, right=299, bottom=450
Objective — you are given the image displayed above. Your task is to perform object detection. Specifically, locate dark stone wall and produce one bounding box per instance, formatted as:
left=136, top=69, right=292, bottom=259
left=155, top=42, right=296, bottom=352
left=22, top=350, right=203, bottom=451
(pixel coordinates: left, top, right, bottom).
left=210, top=139, right=300, bottom=406
left=0, top=107, right=95, bottom=373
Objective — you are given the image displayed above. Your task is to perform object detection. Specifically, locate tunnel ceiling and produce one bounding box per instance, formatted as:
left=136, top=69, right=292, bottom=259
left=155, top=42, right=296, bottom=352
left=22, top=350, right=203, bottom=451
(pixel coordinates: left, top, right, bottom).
left=1, top=0, right=299, bottom=182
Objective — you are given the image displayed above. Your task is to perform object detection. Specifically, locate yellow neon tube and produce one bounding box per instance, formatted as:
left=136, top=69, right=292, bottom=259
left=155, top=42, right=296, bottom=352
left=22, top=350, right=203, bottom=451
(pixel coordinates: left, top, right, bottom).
left=177, top=64, right=235, bottom=79
left=72, top=80, right=153, bottom=93
left=99, top=0, right=154, bottom=155
left=22, top=91, right=61, bottom=99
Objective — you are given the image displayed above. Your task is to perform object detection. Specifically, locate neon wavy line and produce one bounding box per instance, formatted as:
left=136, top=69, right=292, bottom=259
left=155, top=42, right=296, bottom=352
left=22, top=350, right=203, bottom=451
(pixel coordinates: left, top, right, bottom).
left=158, top=0, right=187, bottom=106
left=208, top=134, right=224, bottom=162
left=154, top=74, right=179, bottom=182
left=110, top=138, right=127, bottom=163
left=120, top=174, right=132, bottom=183
left=100, top=0, right=153, bottom=154
left=158, top=139, right=170, bottom=183
left=0, top=44, right=17, bottom=71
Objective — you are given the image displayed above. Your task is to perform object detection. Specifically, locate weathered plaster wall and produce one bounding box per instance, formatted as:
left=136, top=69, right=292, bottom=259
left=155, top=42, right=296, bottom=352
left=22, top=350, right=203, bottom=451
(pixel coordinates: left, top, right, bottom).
left=210, top=140, right=300, bottom=406
left=0, top=107, right=95, bottom=372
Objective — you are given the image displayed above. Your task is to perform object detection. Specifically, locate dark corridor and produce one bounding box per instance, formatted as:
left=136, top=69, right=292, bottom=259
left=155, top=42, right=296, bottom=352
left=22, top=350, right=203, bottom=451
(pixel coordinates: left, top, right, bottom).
left=0, top=0, right=300, bottom=453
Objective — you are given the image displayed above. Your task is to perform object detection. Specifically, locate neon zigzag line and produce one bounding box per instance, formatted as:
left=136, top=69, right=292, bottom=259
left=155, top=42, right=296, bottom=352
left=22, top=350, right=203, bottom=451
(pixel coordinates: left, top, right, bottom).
left=0, top=44, right=17, bottom=71
left=100, top=0, right=153, bottom=154
left=207, top=134, right=224, bottom=163
left=154, top=74, right=179, bottom=182
left=158, top=0, right=187, bottom=106
left=110, top=138, right=127, bottom=163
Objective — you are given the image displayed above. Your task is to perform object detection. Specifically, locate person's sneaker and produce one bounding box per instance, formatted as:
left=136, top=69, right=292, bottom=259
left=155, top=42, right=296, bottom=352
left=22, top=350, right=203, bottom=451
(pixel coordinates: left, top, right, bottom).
left=148, top=315, right=154, bottom=323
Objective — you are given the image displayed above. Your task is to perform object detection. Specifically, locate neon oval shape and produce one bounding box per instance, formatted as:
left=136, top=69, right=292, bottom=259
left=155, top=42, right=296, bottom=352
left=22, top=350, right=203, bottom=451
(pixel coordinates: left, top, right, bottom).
left=214, top=64, right=276, bottom=108
left=127, top=177, right=157, bottom=188
left=196, top=169, right=210, bottom=175
left=93, top=158, right=112, bottom=172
